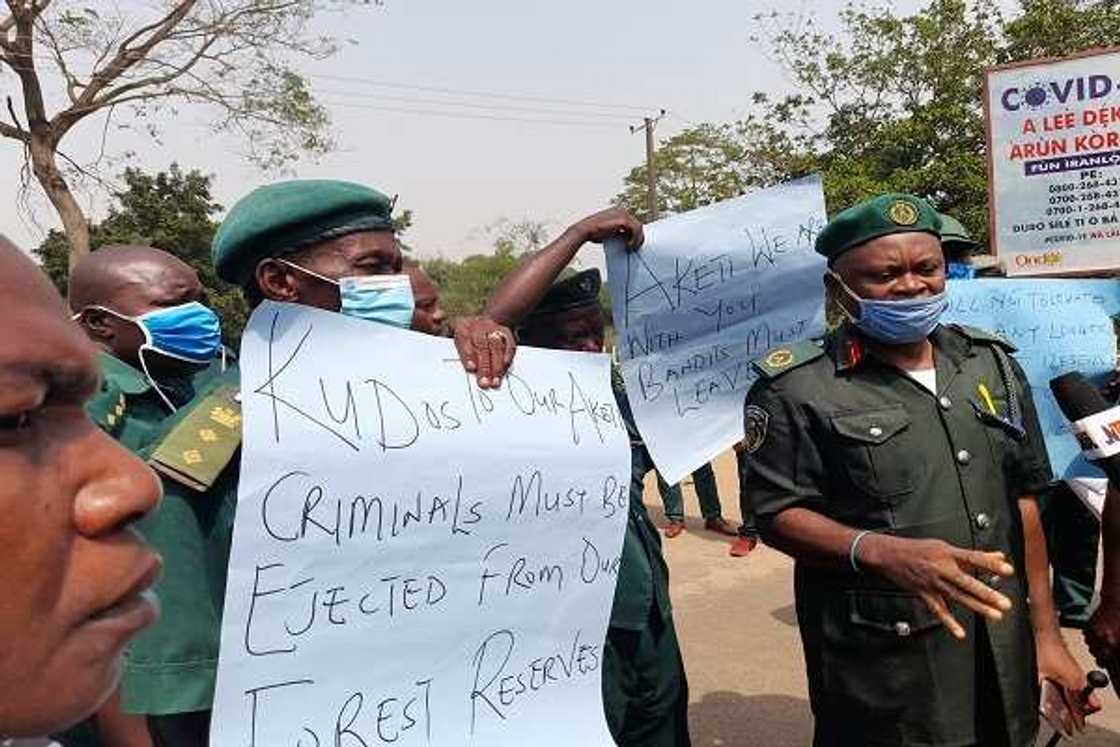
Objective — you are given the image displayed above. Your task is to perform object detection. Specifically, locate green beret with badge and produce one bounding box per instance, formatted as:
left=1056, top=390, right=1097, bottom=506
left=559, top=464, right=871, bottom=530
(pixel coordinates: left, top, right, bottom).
left=526, top=268, right=602, bottom=318
left=815, top=193, right=942, bottom=263
left=212, top=179, right=395, bottom=285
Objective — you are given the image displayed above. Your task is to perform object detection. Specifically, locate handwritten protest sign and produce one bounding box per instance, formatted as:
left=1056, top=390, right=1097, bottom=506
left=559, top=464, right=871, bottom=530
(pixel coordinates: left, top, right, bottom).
left=985, top=48, right=1120, bottom=275
left=211, top=302, right=629, bottom=746
left=943, top=278, right=1120, bottom=480
left=604, top=176, right=828, bottom=485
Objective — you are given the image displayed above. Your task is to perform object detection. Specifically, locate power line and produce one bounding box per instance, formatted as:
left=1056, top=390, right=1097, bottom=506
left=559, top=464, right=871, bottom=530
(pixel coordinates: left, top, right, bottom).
left=313, top=87, right=637, bottom=120
left=318, top=98, right=625, bottom=128
left=310, top=72, right=654, bottom=113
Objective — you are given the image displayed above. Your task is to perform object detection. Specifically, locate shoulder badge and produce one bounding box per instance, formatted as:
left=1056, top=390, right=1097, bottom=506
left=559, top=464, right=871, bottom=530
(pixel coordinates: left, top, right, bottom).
left=85, top=380, right=128, bottom=437
left=752, top=340, right=825, bottom=379
left=743, top=405, right=770, bottom=453
left=948, top=323, right=1018, bottom=352
left=148, top=384, right=241, bottom=492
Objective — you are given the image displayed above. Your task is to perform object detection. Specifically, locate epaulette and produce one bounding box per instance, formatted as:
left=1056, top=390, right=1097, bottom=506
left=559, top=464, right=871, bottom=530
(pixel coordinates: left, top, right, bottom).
left=752, top=340, right=826, bottom=379
left=148, top=383, right=241, bottom=492
left=85, top=378, right=128, bottom=437
left=948, top=323, right=1018, bottom=352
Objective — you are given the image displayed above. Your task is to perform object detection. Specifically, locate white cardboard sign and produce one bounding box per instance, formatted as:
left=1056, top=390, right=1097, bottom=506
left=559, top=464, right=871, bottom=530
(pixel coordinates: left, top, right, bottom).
left=211, top=302, right=629, bottom=746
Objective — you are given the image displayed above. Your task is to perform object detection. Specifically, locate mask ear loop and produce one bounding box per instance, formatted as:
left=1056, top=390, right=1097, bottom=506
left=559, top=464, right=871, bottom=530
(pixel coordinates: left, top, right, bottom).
left=137, top=344, right=178, bottom=413
left=276, top=257, right=340, bottom=287
left=826, top=269, right=862, bottom=324
left=82, top=305, right=179, bottom=411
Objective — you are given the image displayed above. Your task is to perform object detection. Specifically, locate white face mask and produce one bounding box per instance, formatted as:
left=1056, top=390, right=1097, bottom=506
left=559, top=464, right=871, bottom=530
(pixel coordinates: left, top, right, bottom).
left=278, top=259, right=415, bottom=329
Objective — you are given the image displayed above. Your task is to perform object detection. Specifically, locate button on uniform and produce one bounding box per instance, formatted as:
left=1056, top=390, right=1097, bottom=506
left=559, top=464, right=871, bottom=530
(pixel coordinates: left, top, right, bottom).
left=956, top=449, right=971, bottom=465
left=975, top=513, right=992, bottom=530
left=894, top=621, right=912, bottom=638
left=939, top=396, right=952, bottom=410
left=869, top=426, right=884, bottom=438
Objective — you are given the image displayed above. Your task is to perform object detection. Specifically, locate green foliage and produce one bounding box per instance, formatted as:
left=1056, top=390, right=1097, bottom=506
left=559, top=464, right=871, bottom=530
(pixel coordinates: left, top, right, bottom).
left=619, top=0, right=1120, bottom=244
left=33, top=165, right=250, bottom=347
left=418, top=218, right=553, bottom=318
left=421, top=245, right=523, bottom=319
left=616, top=121, right=814, bottom=219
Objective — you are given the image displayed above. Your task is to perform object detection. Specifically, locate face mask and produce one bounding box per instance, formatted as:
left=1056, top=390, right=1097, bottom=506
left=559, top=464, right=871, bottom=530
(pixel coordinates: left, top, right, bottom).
left=828, top=270, right=948, bottom=344
left=279, top=259, right=415, bottom=329
left=75, top=302, right=223, bottom=411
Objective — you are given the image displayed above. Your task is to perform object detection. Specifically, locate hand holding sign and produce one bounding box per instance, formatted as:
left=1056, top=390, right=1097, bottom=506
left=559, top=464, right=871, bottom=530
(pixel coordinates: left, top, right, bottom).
left=604, top=176, right=828, bottom=484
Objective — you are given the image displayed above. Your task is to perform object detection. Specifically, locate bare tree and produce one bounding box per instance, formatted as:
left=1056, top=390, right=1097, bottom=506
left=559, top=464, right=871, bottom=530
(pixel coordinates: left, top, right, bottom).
left=0, top=0, right=371, bottom=267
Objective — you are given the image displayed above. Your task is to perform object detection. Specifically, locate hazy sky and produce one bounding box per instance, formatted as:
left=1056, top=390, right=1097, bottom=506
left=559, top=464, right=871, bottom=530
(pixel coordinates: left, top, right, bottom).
left=1, top=0, right=932, bottom=261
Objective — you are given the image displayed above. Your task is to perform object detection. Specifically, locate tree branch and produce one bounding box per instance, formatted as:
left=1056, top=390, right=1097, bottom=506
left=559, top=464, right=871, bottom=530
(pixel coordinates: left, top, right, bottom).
left=57, top=0, right=198, bottom=134
left=6, top=0, right=49, bottom=136
left=0, top=118, right=26, bottom=141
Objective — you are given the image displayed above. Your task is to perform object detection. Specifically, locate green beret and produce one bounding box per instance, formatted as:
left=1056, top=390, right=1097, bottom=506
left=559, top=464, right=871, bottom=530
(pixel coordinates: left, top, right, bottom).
left=938, top=213, right=979, bottom=249
left=815, top=193, right=942, bottom=263
left=212, top=179, right=394, bottom=284
left=527, top=268, right=602, bottom=318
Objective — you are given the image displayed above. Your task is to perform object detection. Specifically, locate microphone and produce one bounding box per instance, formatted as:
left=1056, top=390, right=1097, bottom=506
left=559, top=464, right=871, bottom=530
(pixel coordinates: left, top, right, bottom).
left=1050, top=372, right=1120, bottom=697
left=1042, top=670, right=1111, bottom=746
left=1049, top=372, right=1120, bottom=485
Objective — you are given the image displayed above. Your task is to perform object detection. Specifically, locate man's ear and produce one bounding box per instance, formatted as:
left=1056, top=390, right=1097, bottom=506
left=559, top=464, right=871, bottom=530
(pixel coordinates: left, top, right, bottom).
left=255, top=259, right=300, bottom=302
left=75, top=307, right=116, bottom=344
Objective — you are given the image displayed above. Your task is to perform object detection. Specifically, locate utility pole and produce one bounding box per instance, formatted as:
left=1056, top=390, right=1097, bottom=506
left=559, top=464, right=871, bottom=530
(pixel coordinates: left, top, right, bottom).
left=630, top=109, right=667, bottom=221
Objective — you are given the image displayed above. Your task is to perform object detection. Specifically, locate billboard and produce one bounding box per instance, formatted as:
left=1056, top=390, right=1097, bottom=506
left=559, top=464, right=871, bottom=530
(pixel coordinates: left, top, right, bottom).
left=985, top=47, right=1120, bottom=275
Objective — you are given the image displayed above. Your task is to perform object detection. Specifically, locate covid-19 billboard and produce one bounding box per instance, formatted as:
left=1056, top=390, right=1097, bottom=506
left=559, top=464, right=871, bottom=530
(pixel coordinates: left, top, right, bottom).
left=985, top=47, right=1120, bottom=275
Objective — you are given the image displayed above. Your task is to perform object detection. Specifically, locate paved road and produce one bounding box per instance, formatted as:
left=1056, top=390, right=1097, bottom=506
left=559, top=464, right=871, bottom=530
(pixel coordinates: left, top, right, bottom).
left=650, top=451, right=1120, bottom=746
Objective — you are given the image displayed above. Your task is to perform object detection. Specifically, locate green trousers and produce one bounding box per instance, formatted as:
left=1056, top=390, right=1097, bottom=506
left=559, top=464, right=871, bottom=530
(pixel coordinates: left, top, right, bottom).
left=602, top=612, right=691, bottom=747
left=659, top=461, right=723, bottom=521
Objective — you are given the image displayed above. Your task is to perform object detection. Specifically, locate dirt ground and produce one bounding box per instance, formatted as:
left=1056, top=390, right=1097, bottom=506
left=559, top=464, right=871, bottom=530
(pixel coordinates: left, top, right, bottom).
left=649, top=451, right=1120, bottom=746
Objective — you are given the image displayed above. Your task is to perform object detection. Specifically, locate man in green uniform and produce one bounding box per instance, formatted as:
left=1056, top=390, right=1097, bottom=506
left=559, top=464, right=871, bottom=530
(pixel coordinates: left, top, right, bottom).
left=940, top=212, right=980, bottom=279
left=64, top=245, right=241, bottom=747
left=212, top=179, right=517, bottom=388
left=741, top=194, right=1092, bottom=746
left=514, top=269, right=690, bottom=747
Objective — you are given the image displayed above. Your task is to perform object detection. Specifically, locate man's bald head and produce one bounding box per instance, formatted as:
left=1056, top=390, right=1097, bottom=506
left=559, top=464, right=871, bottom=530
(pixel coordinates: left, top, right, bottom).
left=69, top=245, right=199, bottom=314
left=69, top=245, right=206, bottom=374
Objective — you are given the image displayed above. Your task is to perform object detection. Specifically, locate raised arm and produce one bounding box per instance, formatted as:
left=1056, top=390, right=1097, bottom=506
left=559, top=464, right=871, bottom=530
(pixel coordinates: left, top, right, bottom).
left=483, top=208, right=643, bottom=328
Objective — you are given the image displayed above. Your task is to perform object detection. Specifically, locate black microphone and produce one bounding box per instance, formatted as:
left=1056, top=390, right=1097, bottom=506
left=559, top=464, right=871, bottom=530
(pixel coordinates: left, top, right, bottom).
left=1042, top=670, right=1111, bottom=746
left=1050, top=372, right=1120, bottom=698
left=1049, top=372, right=1120, bottom=487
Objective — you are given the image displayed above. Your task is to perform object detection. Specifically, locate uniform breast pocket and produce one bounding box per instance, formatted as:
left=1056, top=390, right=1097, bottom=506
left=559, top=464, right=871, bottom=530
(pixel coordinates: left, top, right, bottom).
left=830, top=406, right=915, bottom=498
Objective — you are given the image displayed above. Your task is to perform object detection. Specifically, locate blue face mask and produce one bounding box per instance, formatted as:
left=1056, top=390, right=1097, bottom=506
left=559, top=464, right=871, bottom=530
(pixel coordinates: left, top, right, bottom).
left=280, top=260, right=415, bottom=329
left=75, top=301, right=223, bottom=411
left=135, top=302, right=224, bottom=363
left=829, top=270, right=948, bottom=344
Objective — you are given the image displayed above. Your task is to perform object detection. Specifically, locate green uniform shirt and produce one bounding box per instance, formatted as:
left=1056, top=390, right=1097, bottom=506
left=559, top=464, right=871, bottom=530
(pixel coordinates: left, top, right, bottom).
left=611, top=367, right=673, bottom=631
left=121, top=361, right=241, bottom=716
left=743, top=324, right=1053, bottom=747
left=81, top=354, right=241, bottom=718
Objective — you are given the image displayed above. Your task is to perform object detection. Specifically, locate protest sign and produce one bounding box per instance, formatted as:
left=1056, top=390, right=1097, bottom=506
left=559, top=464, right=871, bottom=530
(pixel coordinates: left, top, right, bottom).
left=605, top=176, right=828, bottom=485
left=211, top=302, right=630, bottom=747
left=985, top=48, right=1120, bottom=275
left=943, top=278, right=1120, bottom=480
